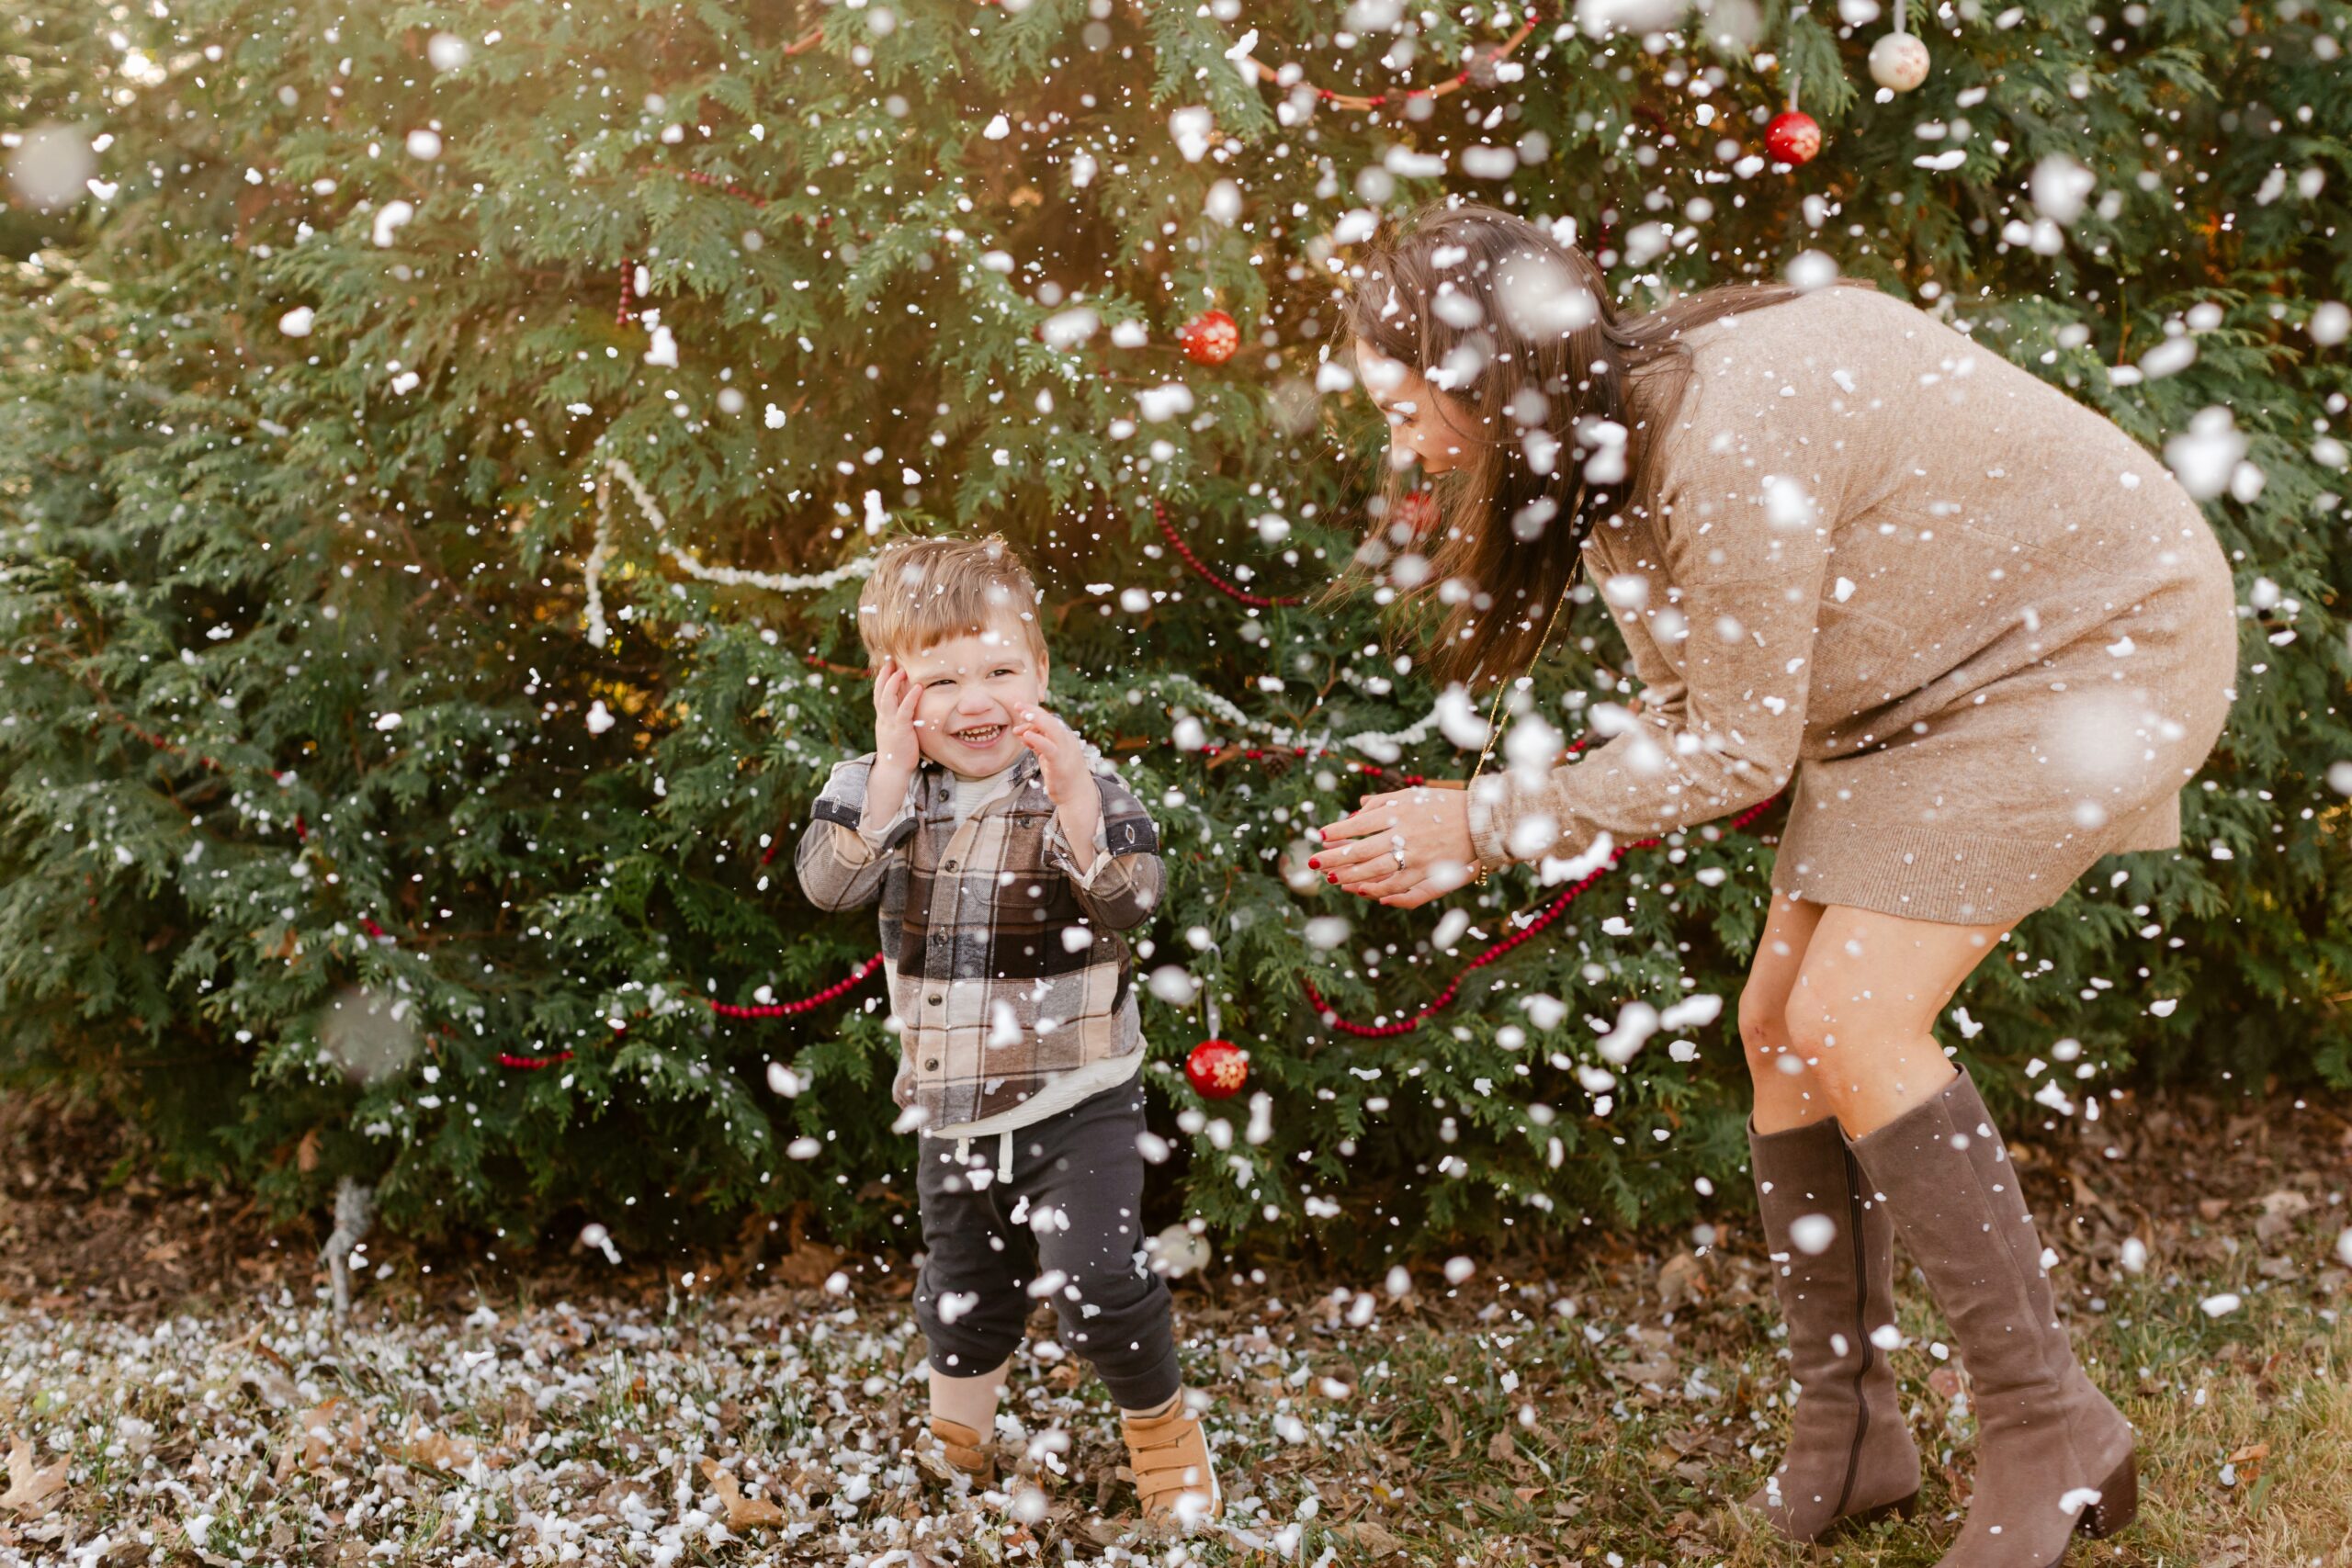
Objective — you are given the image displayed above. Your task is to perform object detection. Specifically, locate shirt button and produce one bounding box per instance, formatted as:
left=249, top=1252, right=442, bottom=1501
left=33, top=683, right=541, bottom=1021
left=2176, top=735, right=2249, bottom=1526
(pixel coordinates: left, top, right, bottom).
left=924, top=1058, right=939, bottom=1070
left=944, top=858, right=958, bottom=871
left=929, top=995, right=943, bottom=1006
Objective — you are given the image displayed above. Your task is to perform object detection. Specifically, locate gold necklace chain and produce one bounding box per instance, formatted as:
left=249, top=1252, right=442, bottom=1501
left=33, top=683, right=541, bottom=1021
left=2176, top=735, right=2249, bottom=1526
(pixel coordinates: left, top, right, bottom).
left=1462, top=579, right=1578, bottom=885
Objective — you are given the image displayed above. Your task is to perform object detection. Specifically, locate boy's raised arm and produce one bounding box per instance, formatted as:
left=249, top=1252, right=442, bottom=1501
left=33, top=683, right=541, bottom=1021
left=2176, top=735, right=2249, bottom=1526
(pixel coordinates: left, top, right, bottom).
left=1047, top=769, right=1164, bottom=932
left=797, top=656, right=925, bottom=912
left=794, top=756, right=912, bottom=912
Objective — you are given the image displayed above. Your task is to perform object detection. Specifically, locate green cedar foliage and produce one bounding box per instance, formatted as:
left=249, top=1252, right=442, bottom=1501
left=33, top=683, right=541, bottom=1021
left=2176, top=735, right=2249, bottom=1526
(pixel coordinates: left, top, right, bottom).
left=2, top=0, right=2346, bottom=1261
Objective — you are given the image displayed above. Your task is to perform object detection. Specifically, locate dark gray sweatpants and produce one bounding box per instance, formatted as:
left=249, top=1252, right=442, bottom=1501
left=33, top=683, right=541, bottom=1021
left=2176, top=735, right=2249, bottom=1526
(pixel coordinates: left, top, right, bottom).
left=911, top=1072, right=1180, bottom=1410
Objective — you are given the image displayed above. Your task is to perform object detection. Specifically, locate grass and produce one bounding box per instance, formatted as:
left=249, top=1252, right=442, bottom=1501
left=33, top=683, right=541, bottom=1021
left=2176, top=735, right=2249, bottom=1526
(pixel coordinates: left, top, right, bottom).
left=2, top=1093, right=2348, bottom=1565
left=3, top=1223, right=2346, bottom=1565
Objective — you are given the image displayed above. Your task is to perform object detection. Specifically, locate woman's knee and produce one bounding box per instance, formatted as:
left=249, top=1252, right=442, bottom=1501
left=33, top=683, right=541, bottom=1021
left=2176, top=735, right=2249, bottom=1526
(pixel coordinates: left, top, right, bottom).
left=1736, top=983, right=1804, bottom=1082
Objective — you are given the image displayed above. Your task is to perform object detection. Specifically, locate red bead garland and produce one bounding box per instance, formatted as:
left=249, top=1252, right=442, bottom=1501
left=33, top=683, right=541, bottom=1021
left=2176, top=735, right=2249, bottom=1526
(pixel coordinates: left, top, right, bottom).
left=1301, top=791, right=1785, bottom=1038
left=706, top=953, right=887, bottom=1019
left=497, top=954, right=887, bottom=1069
left=1152, top=500, right=1309, bottom=608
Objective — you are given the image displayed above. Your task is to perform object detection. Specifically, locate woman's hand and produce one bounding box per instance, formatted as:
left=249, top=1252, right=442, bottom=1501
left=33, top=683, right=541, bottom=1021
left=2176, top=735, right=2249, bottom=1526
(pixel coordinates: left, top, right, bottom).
left=1312, top=784, right=1481, bottom=908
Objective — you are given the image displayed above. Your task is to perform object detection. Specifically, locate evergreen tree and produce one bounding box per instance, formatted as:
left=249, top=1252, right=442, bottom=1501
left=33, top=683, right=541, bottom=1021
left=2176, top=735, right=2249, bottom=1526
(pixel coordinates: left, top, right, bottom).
left=2, top=0, right=2346, bottom=1259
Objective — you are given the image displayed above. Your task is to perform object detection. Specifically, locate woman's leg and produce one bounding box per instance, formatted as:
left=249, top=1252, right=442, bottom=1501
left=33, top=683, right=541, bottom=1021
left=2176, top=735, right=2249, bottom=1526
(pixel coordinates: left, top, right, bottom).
left=1781, top=903, right=2007, bottom=1135
left=1734, top=891, right=1918, bottom=1541
left=1795, top=904, right=2139, bottom=1565
left=1738, top=891, right=1831, bottom=1131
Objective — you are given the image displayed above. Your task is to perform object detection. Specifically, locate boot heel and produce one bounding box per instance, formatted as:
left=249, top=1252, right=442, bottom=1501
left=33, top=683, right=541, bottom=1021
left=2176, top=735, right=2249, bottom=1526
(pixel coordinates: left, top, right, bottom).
left=2077, top=1454, right=2138, bottom=1540
left=1851, top=1491, right=1920, bottom=1526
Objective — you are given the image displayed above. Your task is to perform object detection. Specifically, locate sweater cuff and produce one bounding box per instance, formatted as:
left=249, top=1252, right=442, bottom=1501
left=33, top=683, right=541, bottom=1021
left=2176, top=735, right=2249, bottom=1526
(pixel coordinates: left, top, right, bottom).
left=1466, top=775, right=1516, bottom=869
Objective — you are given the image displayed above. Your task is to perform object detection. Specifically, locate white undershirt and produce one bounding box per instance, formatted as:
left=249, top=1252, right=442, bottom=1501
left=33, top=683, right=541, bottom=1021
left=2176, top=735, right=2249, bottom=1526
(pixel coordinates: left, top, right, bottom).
left=948, top=762, right=1019, bottom=825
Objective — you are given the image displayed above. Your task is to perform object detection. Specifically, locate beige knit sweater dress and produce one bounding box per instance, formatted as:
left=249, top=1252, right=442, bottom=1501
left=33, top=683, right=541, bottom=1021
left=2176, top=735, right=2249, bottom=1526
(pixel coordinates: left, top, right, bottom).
left=1464, top=282, right=2239, bottom=927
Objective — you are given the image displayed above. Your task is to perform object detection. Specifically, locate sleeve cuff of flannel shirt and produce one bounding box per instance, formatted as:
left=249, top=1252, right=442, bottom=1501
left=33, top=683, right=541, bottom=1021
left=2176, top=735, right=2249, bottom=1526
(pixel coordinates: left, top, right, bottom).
left=1046, top=811, right=1118, bottom=890
left=845, top=795, right=915, bottom=861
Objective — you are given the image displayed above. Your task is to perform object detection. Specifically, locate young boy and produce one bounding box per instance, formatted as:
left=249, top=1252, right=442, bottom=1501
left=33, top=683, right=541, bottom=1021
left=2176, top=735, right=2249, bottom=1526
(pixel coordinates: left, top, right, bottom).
left=793, top=536, right=1221, bottom=1529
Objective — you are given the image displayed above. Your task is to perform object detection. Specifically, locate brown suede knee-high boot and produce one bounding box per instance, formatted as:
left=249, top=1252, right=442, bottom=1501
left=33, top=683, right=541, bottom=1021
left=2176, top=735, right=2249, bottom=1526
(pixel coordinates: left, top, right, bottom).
left=1846, top=1069, right=2138, bottom=1567
left=1740, top=1115, right=1921, bottom=1540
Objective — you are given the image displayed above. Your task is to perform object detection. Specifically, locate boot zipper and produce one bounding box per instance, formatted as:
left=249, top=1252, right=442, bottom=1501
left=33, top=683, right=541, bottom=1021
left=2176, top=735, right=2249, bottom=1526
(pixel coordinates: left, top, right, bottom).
left=1830, top=1145, right=1874, bottom=1519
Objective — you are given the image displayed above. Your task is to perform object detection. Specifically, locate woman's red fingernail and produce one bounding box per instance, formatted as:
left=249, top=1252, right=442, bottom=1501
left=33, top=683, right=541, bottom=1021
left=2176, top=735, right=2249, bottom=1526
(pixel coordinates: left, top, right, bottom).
left=1307, top=857, right=1321, bottom=869
left=1326, top=873, right=1339, bottom=884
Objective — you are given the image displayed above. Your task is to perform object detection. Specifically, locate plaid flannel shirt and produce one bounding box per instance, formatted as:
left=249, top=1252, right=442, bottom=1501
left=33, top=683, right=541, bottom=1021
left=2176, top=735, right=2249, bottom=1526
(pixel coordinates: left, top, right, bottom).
left=793, top=747, right=1164, bottom=1131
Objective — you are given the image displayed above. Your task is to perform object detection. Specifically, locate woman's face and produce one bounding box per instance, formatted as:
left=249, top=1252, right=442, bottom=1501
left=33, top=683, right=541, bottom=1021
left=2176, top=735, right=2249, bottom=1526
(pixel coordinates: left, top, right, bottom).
left=1355, top=344, right=1482, bottom=476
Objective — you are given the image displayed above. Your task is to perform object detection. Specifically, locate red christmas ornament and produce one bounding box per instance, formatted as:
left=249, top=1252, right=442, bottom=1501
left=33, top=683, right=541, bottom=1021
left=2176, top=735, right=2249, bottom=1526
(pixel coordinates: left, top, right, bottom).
left=1178, top=309, right=1240, bottom=366
left=1395, top=489, right=1440, bottom=539
left=1185, top=1038, right=1249, bottom=1100
left=1765, top=109, right=1822, bottom=166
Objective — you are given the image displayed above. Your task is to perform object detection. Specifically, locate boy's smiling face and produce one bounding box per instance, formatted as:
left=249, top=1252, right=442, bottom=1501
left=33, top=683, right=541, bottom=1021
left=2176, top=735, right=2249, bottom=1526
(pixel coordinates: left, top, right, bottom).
left=894, top=619, right=1048, bottom=778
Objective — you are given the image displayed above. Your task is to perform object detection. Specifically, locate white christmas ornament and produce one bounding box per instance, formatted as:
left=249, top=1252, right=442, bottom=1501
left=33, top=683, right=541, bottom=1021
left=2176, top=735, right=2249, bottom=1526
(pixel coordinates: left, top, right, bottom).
left=1869, top=29, right=1930, bottom=92
left=1149, top=1224, right=1212, bottom=1279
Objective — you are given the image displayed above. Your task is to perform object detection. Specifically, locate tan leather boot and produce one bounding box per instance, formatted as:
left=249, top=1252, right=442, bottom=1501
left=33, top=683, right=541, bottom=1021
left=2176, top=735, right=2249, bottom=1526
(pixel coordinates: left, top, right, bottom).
left=1118, top=1394, right=1220, bottom=1528
left=1741, top=1115, right=1922, bottom=1540
left=927, top=1416, right=994, bottom=1484
left=1847, top=1068, right=2138, bottom=1566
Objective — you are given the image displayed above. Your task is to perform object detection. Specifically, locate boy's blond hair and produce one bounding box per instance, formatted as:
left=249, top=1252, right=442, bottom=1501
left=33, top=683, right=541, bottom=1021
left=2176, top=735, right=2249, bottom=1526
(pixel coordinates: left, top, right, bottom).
left=855, top=535, right=1046, bottom=667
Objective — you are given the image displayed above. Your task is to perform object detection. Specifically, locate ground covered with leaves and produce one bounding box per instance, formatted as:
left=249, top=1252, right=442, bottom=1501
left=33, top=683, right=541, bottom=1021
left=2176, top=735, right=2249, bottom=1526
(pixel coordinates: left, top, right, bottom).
left=2, top=1088, right=2346, bottom=1567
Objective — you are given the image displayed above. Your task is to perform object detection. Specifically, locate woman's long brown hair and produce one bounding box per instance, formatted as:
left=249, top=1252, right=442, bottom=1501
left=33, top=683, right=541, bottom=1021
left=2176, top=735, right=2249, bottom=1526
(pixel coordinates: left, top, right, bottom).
left=1336, top=201, right=1876, bottom=690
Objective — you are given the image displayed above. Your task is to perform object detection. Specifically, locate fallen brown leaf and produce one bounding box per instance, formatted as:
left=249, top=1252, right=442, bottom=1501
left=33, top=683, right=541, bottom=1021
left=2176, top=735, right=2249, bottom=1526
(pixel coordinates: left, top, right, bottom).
left=1336, top=1519, right=1406, bottom=1556
left=0, top=1441, right=68, bottom=1514
left=698, top=1458, right=785, bottom=1529
left=275, top=1396, right=366, bottom=1483
left=1657, top=1250, right=1707, bottom=1309
left=400, top=1417, right=481, bottom=1472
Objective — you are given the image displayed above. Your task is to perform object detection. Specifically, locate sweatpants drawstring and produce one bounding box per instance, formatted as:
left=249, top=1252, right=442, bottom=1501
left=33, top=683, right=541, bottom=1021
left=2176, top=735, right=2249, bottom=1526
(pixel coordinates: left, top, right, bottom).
left=947, top=1133, right=1015, bottom=1186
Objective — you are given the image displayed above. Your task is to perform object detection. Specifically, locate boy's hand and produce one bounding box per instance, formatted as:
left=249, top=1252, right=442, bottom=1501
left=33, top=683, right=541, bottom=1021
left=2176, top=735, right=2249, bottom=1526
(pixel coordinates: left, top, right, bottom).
left=872, top=658, right=923, bottom=773
left=1013, top=705, right=1091, bottom=804
left=1017, top=705, right=1102, bottom=874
